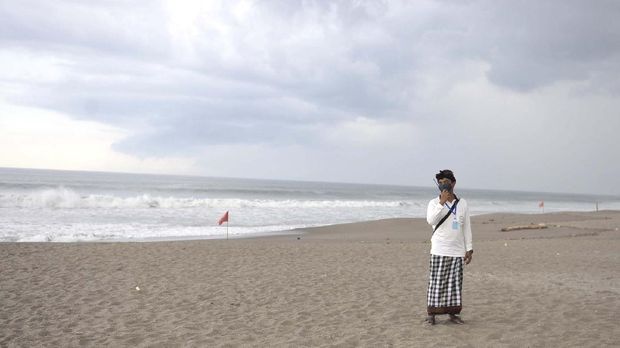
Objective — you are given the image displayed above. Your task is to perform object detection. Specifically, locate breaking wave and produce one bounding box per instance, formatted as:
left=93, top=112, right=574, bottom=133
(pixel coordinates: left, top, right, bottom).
left=0, top=187, right=413, bottom=209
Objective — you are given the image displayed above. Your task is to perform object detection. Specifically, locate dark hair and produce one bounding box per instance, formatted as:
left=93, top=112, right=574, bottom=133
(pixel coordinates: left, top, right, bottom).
left=436, top=169, right=456, bottom=182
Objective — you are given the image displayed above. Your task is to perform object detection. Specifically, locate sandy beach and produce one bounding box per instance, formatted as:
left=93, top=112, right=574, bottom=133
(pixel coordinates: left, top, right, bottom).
left=1, top=211, right=619, bottom=347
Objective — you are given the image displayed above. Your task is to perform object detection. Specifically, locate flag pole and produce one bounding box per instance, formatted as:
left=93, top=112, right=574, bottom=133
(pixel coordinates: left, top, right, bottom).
left=218, top=211, right=230, bottom=240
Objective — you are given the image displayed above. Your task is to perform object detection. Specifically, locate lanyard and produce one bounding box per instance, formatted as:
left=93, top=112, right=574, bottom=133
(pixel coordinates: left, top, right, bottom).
left=444, top=200, right=458, bottom=216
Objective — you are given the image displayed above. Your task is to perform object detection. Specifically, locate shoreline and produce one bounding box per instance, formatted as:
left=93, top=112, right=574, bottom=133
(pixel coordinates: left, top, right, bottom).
left=5, top=209, right=619, bottom=244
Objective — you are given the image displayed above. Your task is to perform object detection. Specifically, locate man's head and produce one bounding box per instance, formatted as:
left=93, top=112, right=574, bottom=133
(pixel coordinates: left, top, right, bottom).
left=436, top=169, right=456, bottom=192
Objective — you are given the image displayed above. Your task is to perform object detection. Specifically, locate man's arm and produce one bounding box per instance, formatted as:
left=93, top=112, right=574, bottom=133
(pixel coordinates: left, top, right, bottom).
left=427, top=198, right=448, bottom=226
left=463, top=207, right=473, bottom=264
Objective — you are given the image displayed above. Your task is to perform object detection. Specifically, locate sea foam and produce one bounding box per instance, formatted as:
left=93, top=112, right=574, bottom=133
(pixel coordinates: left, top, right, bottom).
left=0, top=187, right=411, bottom=209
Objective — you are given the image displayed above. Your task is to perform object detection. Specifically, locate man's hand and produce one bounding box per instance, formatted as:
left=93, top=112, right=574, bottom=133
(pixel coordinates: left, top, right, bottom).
left=464, top=250, right=473, bottom=265
left=439, top=190, right=451, bottom=205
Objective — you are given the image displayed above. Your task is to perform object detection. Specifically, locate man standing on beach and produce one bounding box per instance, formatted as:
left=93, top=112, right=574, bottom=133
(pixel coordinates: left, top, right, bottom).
left=425, top=169, right=473, bottom=325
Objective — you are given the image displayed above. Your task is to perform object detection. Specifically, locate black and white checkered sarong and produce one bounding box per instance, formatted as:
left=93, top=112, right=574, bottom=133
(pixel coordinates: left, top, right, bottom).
left=427, top=254, right=463, bottom=315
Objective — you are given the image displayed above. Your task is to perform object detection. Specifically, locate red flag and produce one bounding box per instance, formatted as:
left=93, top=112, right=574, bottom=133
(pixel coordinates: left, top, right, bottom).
left=539, top=201, right=544, bottom=208
left=218, top=211, right=229, bottom=225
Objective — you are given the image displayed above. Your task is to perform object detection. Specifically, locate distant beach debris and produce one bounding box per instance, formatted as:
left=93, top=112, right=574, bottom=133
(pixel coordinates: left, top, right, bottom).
left=500, top=223, right=548, bottom=232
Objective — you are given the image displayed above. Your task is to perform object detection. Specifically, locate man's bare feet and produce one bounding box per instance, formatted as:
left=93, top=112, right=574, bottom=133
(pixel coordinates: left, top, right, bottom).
left=425, top=315, right=436, bottom=325
left=449, top=314, right=465, bottom=324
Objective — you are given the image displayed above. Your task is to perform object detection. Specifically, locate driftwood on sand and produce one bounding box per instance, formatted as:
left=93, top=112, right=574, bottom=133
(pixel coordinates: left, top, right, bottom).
left=500, top=223, right=548, bottom=232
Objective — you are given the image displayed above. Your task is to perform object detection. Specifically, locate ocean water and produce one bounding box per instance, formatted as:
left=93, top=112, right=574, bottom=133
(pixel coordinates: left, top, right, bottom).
left=1, top=167, right=619, bottom=242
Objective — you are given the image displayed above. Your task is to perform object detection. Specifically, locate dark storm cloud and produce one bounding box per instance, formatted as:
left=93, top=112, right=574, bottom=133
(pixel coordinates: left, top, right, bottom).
left=465, top=0, right=620, bottom=92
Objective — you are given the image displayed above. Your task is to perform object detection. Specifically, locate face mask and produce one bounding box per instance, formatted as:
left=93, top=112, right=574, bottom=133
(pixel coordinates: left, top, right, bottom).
left=439, top=182, right=452, bottom=192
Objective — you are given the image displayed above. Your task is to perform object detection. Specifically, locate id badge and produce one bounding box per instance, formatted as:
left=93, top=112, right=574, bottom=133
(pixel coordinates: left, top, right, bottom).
left=452, top=220, right=459, bottom=230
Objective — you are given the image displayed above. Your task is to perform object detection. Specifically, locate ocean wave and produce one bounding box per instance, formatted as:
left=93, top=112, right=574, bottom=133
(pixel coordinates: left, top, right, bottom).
left=0, top=187, right=413, bottom=209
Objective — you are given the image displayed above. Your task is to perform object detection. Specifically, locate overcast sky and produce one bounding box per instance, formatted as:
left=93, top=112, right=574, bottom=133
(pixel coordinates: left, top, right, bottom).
left=1, top=0, right=619, bottom=195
